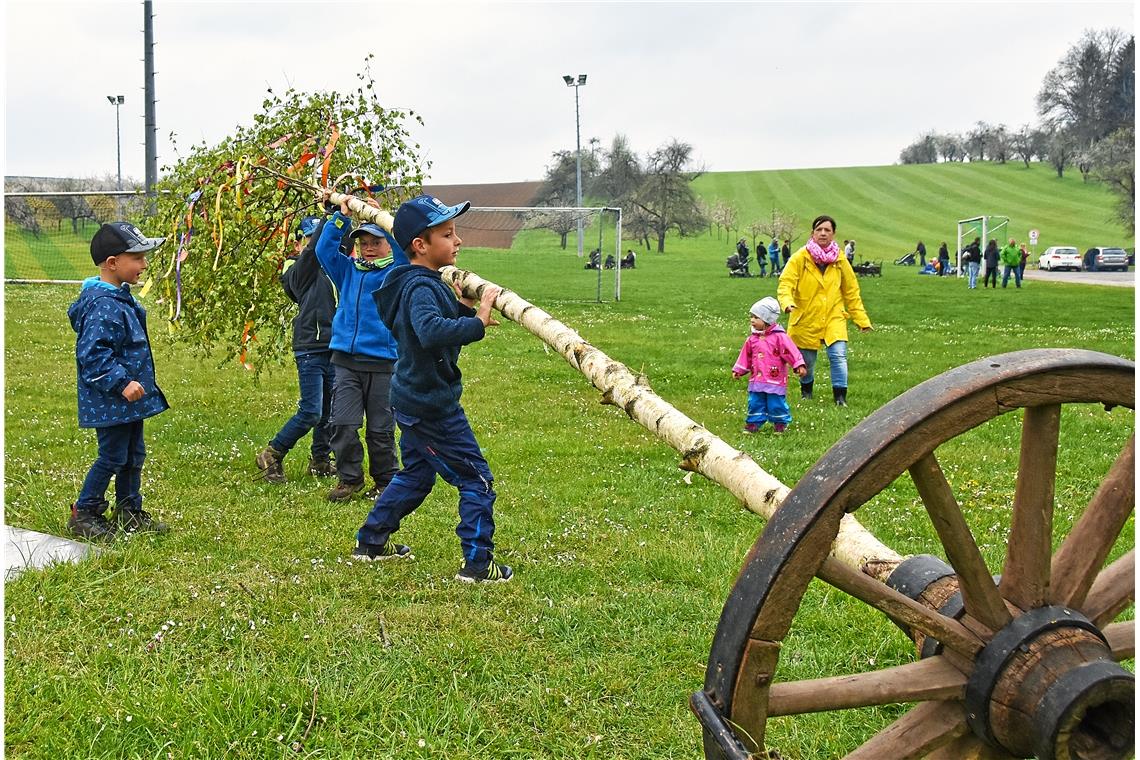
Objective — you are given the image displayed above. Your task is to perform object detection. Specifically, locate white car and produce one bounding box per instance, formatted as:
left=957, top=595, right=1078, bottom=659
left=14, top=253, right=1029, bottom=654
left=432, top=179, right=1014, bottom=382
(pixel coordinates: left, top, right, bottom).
left=1038, top=246, right=1082, bottom=271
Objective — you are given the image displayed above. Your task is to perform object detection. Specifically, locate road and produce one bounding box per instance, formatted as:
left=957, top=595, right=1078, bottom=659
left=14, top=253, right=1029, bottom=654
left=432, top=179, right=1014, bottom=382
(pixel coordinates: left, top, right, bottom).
left=1020, top=268, right=1135, bottom=288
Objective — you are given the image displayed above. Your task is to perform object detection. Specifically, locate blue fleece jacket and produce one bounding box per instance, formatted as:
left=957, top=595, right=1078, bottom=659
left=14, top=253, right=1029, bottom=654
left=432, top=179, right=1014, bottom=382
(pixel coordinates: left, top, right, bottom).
left=315, top=211, right=407, bottom=364
left=373, top=264, right=486, bottom=420
left=67, top=277, right=169, bottom=428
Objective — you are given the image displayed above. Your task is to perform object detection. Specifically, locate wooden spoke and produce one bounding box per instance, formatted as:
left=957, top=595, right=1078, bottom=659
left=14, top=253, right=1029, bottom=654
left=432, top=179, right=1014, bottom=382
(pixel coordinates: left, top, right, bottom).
left=843, top=701, right=969, bottom=760
left=1103, top=620, right=1134, bottom=661
left=910, top=453, right=1012, bottom=630
left=1082, top=549, right=1135, bottom=627
left=1049, top=436, right=1135, bottom=607
left=1000, top=404, right=1061, bottom=610
left=926, top=734, right=1020, bottom=759
left=767, top=656, right=965, bottom=717
left=818, top=557, right=983, bottom=657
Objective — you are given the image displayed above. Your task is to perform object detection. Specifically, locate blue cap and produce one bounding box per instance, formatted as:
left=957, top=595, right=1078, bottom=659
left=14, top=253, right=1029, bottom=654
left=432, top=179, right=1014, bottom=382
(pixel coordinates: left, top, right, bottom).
left=295, top=216, right=321, bottom=240
left=392, top=195, right=471, bottom=252
left=349, top=223, right=389, bottom=241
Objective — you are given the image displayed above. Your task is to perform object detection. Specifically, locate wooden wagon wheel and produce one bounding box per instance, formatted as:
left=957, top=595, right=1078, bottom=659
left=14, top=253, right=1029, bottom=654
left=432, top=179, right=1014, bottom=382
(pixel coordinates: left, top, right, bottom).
left=692, top=349, right=1135, bottom=760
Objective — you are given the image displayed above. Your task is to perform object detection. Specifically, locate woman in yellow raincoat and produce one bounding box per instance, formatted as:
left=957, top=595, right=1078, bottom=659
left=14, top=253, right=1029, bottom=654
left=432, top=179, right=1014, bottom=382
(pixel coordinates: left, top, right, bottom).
left=777, top=214, right=873, bottom=407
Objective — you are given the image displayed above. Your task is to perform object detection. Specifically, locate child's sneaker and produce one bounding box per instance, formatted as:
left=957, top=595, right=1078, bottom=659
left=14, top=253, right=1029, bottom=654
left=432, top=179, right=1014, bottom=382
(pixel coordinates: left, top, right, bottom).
left=351, top=541, right=411, bottom=561
left=455, top=562, right=513, bottom=584
left=68, top=504, right=116, bottom=540
left=255, top=445, right=286, bottom=484
left=307, top=457, right=337, bottom=477
left=327, top=480, right=364, bottom=502
left=773, top=423, right=787, bottom=434
left=743, top=423, right=760, bottom=434
left=113, top=506, right=169, bottom=534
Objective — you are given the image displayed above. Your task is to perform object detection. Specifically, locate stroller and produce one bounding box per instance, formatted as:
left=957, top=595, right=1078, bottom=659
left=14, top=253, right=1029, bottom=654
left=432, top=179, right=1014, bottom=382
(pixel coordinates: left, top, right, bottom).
left=726, top=253, right=752, bottom=277
left=894, top=252, right=916, bottom=266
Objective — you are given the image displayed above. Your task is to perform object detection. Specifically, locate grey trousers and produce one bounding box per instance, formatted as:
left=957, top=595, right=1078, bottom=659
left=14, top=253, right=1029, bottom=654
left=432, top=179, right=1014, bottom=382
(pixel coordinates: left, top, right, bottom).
left=329, top=363, right=399, bottom=486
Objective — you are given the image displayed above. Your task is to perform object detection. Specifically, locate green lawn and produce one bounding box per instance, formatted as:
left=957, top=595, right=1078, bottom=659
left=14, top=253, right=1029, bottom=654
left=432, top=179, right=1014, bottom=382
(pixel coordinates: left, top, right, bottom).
left=4, top=244, right=1133, bottom=758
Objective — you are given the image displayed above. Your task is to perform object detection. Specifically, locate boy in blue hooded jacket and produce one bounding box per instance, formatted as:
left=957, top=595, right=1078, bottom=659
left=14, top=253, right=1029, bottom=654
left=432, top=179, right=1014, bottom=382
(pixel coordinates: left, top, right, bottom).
left=352, top=195, right=510, bottom=583
left=68, top=222, right=170, bottom=539
left=315, top=195, right=407, bottom=501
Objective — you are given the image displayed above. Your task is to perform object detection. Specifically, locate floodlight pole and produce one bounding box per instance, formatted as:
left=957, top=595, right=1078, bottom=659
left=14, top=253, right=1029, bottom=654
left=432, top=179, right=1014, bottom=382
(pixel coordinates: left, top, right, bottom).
left=563, top=73, right=587, bottom=257
left=106, top=95, right=124, bottom=190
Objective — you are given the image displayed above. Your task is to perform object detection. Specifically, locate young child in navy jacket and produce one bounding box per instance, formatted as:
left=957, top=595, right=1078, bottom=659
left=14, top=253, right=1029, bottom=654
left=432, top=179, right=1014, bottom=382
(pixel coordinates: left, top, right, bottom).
left=68, top=222, right=170, bottom=539
left=352, top=195, right=510, bottom=583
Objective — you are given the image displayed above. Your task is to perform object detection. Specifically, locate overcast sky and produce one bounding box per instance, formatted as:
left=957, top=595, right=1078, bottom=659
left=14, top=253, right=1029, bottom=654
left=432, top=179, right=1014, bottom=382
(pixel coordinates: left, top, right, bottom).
left=3, top=1, right=1134, bottom=186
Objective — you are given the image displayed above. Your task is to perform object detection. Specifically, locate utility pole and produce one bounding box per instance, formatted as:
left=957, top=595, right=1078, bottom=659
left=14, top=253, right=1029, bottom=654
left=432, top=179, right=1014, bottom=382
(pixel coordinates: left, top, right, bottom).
left=143, top=0, right=158, bottom=208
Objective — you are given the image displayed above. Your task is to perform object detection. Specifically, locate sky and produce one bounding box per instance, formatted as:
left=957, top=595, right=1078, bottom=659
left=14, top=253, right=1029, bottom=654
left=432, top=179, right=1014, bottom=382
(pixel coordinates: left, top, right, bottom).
left=3, top=1, right=1134, bottom=186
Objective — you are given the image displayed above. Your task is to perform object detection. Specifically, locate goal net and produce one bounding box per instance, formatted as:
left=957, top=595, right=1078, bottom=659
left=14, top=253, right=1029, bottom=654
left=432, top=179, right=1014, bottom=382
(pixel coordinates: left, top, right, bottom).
left=956, top=215, right=1009, bottom=277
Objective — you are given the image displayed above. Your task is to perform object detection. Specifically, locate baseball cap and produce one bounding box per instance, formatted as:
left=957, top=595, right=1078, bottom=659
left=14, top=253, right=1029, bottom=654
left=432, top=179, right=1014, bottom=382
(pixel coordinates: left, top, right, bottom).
left=295, top=215, right=321, bottom=240
left=90, top=221, right=167, bottom=265
left=349, top=223, right=389, bottom=241
left=392, top=195, right=471, bottom=252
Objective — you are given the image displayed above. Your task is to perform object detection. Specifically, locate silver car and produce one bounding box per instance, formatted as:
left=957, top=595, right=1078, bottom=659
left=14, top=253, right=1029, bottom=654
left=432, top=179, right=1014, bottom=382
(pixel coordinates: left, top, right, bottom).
left=1083, top=247, right=1129, bottom=272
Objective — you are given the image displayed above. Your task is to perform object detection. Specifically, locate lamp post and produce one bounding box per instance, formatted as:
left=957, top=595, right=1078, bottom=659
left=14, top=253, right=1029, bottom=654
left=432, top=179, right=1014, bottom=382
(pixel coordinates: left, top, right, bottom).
left=106, top=95, right=125, bottom=190
left=562, top=73, right=587, bottom=257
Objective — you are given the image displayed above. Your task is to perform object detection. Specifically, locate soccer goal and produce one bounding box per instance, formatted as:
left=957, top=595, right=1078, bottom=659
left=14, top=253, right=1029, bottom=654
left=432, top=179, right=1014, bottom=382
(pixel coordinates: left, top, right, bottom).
left=458, top=206, right=625, bottom=302
left=956, top=215, right=1009, bottom=277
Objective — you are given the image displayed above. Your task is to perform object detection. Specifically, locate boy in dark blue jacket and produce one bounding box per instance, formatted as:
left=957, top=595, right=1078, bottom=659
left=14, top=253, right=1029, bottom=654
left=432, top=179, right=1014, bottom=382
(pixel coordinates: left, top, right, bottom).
left=316, top=195, right=407, bottom=501
left=255, top=216, right=339, bottom=483
left=68, top=222, right=170, bottom=539
left=352, top=195, right=509, bottom=582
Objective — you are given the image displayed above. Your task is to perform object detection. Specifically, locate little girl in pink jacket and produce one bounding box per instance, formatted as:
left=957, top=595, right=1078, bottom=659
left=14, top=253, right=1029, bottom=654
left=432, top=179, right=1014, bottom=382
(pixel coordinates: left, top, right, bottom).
left=732, top=297, right=807, bottom=433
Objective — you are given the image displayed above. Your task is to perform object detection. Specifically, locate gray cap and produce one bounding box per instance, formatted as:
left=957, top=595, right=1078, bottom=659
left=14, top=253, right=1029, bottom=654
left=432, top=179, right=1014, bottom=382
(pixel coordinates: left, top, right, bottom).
left=750, top=297, right=781, bottom=324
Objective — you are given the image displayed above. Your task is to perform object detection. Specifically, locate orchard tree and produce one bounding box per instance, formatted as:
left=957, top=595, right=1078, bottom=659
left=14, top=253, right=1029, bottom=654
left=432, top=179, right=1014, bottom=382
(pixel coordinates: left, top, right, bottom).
left=898, top=132, right=938, bottom=164
left=145, top=57, right=427, bottom=367
left=630, top=139, right=706, bottom=252
left=1045, top=128, right=1078, bottom=178
left=590, top=133, right=642, bottom=203
left=1090, top=127, right=1135, bottom=232
left=535, top=147, right=601, bottom=249
left=1038, top=28, right=1131, bottom=146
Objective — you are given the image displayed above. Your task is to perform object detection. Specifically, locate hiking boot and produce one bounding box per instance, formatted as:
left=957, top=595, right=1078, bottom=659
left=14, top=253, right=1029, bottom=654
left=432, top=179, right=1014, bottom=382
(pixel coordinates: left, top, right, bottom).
left=113, top=506, right=169, bottom=534
left=68, top=503, right=116, bottom=540
left=307, top=457, right=337, bottom=477
left=327, top=480, right=364, bottom=502
left=743, top=423, right=760, bottom=434
left=255, top=445, right=286, bottom=484
left=800, top=381, right=814, bottom=400
left=351, top=540, right=412, bottom=561
left=773, top=423, right=787, bottom=433
left=455, top=561, right=513, bottom=584
left=363, top=480, right=390, bottom=500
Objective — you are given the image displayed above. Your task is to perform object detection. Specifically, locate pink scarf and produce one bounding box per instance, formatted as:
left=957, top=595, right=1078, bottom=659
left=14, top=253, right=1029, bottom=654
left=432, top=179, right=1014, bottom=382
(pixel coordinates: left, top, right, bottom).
left=806, top=239, right=840, bottom=264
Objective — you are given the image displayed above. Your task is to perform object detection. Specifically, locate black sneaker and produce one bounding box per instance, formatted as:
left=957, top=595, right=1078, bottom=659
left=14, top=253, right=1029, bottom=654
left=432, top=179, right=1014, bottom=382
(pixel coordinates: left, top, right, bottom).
left=255, top=445, right=286, bottom=484
left=351, top=541, right=411, bottom=561
left=68, top=504, right=116, bottom=540
left=307, top=457, right=337, bottom=477
left=113, top=506, right=169, bottom=534
left=455, top=562, right=513, bottom=584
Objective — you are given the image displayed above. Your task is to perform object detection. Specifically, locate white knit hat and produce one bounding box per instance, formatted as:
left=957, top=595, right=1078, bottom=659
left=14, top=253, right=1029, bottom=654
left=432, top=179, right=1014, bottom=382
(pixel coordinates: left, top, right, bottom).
left=750, top=296, right=781, bottom=324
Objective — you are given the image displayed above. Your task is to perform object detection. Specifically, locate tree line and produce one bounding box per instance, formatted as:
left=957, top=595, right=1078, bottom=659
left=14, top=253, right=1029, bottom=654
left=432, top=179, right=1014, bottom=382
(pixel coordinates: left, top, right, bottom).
left=4, top=175, right=146, bottom=236
left=898, top=28, right=1134, bottom=231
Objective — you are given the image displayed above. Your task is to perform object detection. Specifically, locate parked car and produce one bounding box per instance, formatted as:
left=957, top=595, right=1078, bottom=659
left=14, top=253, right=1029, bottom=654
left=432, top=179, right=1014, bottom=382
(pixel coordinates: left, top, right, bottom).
left=1083, top=246, right=1129, bottom=272
left=1038, top=246, right=1082, bottom=271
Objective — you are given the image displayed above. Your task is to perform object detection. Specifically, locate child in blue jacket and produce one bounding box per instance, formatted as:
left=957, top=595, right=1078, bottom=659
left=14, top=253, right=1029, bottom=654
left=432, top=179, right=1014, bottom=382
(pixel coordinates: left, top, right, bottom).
left=353, top=195, right=509, bottom=583
left=68, top=222, right=170, bottom=539
left=316, top=195, right=407, bottom=501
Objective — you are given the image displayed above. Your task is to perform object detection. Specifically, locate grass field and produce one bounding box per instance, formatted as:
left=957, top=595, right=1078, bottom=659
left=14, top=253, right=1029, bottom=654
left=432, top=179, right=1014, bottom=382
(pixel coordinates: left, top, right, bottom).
left=4, top=239, right=1134, bottom=757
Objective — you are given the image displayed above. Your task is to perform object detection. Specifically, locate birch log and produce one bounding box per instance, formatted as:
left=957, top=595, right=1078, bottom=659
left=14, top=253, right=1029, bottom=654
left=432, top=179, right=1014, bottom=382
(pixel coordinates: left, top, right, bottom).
left=325, top=193, right=902, bottom=577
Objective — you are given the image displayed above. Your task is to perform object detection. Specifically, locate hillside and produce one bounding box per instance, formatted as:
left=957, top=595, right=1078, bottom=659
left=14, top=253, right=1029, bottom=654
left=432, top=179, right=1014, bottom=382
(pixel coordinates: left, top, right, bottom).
left=689, top=161, right=1132, bottom=260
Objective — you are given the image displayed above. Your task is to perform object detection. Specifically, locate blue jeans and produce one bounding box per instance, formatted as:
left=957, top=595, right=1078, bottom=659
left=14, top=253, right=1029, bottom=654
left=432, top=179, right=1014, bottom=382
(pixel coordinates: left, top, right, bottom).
left=746, top=392, right=792, bottom=426
left=271, top=351, right=334, bottom=459
left=358, top=406, right=497, bottom=569
left=800, top=341, right=848, bottom=389
left=967, top=261, right=980, bottom=288
left=769, top=254, right=780, bottom=275
left=1002, top=265, right=1022, bottom=288
left=77, top=420, right=145, bottom=512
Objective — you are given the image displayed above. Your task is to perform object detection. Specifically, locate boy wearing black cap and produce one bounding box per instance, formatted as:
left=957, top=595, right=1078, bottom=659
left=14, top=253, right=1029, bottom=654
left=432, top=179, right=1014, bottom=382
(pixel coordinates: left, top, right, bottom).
left=353, top=195, right=510, bottom=583
left=67, top=222, right=170, bottom=539
left=254, top=216, right=339, bottom=483
left=314, top=194, right=407, bottom=502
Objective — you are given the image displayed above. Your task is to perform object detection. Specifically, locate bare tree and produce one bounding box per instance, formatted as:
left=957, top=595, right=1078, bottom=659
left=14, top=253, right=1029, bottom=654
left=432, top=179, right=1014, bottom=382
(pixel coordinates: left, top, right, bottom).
left=1046, top=128, right=1078, bottom=178
left=536, top=148, right=601, bottom=249
left=1038, top=28, right=1130, bottom=147
left=936, top=133, right=966, bottom=162
left=630, top=139, right=706, bottom=252
left=898, top=132, right=938, bottom=164
left=751, top=207, right=800, bottom=248
left=1090, top=127, right=1135, bottom=232
left=590, top=134, right=643, bottom=204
